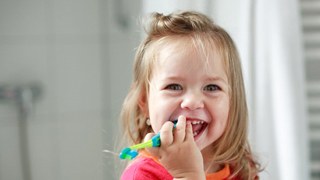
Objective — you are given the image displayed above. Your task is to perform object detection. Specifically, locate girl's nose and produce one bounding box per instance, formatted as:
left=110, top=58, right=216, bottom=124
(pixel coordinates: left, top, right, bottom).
left=180, top=92, right=204, bottom=110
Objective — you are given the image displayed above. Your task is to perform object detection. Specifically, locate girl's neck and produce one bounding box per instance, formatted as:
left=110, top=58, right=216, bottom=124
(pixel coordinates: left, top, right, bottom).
left=201, top=146, right=224, bottom=173
left=204, top=162, right=224, bottom=174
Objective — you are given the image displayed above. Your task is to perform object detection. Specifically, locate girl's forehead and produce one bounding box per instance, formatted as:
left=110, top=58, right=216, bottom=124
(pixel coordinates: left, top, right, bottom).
left=149, top=37, right=228, bottom=83
left=154, top=36, right=222, bottom=69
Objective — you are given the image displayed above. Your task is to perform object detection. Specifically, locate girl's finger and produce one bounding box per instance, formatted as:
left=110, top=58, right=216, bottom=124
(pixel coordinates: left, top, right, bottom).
left=173, top=115, right=186, bottom=143
left=185, top=120, right=194, bottom=141
left=159, top=121, right=174, bottom=147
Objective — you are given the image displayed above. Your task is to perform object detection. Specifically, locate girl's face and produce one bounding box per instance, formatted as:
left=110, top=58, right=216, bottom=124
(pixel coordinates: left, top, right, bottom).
left=145, top=39, right=230, bottom=151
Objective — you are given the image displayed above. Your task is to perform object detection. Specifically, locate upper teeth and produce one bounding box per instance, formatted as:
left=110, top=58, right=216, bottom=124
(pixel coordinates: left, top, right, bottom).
left=191, top=121, right=204, bottom=125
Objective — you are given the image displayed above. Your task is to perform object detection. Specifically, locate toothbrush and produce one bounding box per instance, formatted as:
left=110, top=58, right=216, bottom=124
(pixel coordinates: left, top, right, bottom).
left=119, top=120, right=177, bottom=160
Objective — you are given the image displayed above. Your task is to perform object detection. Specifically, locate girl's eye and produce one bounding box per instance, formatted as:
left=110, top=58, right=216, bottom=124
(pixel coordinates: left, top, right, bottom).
left=203, top=84, right=220, bottom=91
left=165, top=84, right=182, bottom=91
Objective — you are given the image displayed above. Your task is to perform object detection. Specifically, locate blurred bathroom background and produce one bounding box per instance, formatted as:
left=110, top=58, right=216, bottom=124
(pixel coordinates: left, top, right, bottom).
left=0, top=0, right=319, bottom=180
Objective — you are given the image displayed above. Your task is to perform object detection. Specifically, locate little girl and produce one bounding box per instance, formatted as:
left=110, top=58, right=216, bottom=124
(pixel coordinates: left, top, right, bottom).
left=120, top=10, right=260, bottom=179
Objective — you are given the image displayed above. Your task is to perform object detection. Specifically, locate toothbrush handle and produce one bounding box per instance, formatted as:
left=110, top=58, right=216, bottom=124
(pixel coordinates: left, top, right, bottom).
left=119, top=121, right=177, bottom=160
left=129, top=132, right=161, bottom=150
left=130, top=121, right=176, bottom=150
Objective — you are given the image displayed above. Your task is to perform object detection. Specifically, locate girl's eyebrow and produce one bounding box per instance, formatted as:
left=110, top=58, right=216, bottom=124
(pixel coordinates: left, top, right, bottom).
left=161, top=75, right=228, bottom=84
left=206, top=76, right=228, bottom=84
left=161, top=76, right=184, bottom=81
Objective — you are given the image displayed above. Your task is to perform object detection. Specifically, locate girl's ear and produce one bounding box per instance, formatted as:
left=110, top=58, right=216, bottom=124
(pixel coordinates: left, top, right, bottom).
left=138, top=93, right=149, bottom=117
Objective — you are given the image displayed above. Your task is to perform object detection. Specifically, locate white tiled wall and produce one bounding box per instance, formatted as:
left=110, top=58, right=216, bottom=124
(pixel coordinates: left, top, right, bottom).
left=0, top=0, right=141, bottom=180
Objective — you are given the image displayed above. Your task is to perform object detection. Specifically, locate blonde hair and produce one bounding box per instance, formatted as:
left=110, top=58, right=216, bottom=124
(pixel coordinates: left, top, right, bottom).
left=120, top=11, right=261, bottom=179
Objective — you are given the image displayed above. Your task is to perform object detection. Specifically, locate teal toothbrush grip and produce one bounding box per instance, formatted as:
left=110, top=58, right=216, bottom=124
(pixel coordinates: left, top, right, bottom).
left=151, top=133, right=161, bottom=147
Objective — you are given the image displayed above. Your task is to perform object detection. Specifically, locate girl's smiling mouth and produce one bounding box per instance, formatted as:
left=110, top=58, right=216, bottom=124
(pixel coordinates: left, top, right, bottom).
left=190, top=120, right=207, bottom=137
left=188, top=119, right=208, bottom=138
left=171, top=116, right=208, bottom=138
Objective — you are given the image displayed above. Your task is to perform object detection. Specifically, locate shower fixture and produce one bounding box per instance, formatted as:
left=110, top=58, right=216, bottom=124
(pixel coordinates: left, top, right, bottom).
left=0, top=83, right=42, bottom=180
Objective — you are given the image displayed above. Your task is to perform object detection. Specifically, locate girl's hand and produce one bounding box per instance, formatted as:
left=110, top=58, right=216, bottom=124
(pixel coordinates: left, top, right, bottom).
left=145, top=115, right=205, bottom=180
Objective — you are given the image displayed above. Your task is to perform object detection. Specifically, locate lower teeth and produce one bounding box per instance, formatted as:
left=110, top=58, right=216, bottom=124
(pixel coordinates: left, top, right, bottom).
left=193, top=131, right=199, bottom=136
